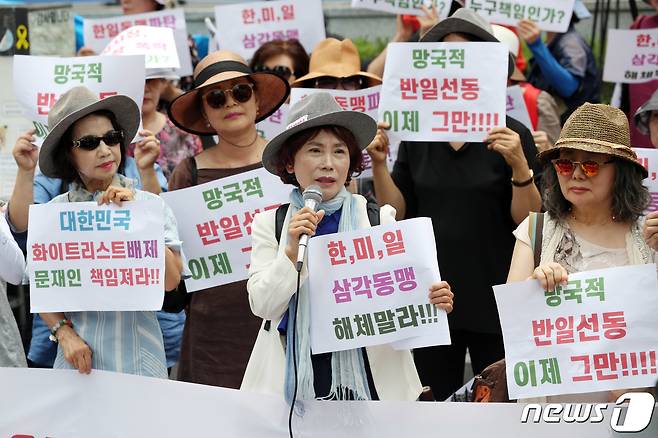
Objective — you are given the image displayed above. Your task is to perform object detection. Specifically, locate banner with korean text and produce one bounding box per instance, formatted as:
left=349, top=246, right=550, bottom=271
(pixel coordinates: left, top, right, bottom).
left=465, top=0, right=575, bottom=33
left=0, top=369, right=623, bottom=438
left=214, top=0, right=326, bottom=61
left=101, top=25, right=180, bottom=69
left=290, top=86, right=397, bottom=178
left=507, top=85, right=532, bottom=130
left=633, top=148, right=658, bottom=212
left=603, top=29, right=658, bottom=84
left=12, top=54, right=144, bottom=146
left=161, top=168, right=291, bottom=292
left=308, top=217, right=450, bottom=353
left=378, top=42, right=507, bottom=143
left=351, top=0, right=450, bottom=20
left=27, top=200, right=166, bottom=312
left=82, top=9, right=193, bottom=77
left=494, top=264, right=658, bottom=399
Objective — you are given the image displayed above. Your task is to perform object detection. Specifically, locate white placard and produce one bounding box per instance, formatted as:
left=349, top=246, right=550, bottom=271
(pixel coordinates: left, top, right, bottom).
left=82, top=9, right=192, bottom=77
left=308, top=217, right=450, bottom=353
left=378, top=42, right=507, bottom=143
left=290, top=86, right=397, bottom=178
left=256, top=103, right=289, bottom=141
left=603, top=29, right=658, bottom=84
left=160, top=168, right=292, bottom=292
left=28, top=200, right=166, bottom=312
left=633, top=148, right=658, bottom=213
left=214, top=0, right=326, bottom=61
left=12, top=54, right=145, bottom=146
left=465, top=0, right=576, bottom=33
left=494, top=264, right=658, bottom=399
left=507, top=85, right=533, bottom=130
left=351, top=0, right=450, bottom=20
left=0, top=368, right=627, bottom=438
left=101, top=25, right=180, bottom=70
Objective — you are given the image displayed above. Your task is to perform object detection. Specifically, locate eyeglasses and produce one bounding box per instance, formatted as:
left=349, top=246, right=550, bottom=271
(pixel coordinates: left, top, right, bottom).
left=72, top=130, right=124, bottom=150
left=253, top=65, right=295, bottom=81
left=552, top=158, right=614, bottom=177
left=313, top=75, right=365, bottom=91
left=203, top=83, right=254, bottom=109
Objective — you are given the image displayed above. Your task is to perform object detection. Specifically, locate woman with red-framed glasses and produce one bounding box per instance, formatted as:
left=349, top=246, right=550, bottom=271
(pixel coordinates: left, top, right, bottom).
left=507, top=103, right=657, bottom=402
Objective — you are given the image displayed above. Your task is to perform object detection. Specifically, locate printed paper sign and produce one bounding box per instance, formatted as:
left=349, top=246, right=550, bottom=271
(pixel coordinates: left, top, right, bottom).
left=506, top=85, right=533, bottom=130
left=28, top=200, right=166, bottom=312
left=256, top=103, right=289, bottom=141
left=378, top=42, right=507, bottom=143
left=351, top=0, right=450, bottom=20
left=494, top=264, right=658, bottom=399
left=633, top=148, right=658, bottom=212
left=101, top=25, right=180, bottom=69
left=82, top=9, right=192, bottom=77
left=12, top=54, right=145, bottom=146
left=465, top=0, right=575, bottom=33
left=290, top=86, right=397, bottom=178
left=308, top=217, right=450, bottom=353
left=214, top=0, right=326, bottom=60
left=160, top=168, right=292, bottom=292
left=603, top=29, right=658, bottom=84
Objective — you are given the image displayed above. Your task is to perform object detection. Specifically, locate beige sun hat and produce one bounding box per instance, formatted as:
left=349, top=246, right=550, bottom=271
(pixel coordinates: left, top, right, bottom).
left=167, top=50, right=290, bottom=135
left=537, top=103, right=648, bottom=178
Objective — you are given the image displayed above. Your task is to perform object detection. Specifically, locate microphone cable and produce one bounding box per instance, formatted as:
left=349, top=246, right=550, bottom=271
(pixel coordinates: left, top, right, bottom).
left=288, top=270, right=302, bottom=438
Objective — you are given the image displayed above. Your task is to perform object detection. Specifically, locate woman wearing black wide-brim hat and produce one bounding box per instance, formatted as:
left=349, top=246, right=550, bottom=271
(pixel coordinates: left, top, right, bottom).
left=167, top=50, right=290, bottom=389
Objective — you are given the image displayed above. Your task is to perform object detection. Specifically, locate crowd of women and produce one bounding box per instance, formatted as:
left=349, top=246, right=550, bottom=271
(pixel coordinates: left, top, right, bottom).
left=1, top=0, right=658, bottom=405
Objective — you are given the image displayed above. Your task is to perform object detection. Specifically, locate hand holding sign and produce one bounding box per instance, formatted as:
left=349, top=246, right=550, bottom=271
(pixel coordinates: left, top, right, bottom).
left=642, top=211, right=658, bottom=250
left=133, top=129, right=161, bottom=171
left=485, top=126, right=528, bottom=172
left=97, top=186, right=135, bottom=207
left=56, top=325, right=93, bottom=374
left=532, top=262, right=569, bottom=291
left=517, top=19, right=542, bottom=45
left=366, top=121, right=392, bottom=165
left=12, top=129, right=38, bottom=172
left=428, top=280, right=454, bottom=313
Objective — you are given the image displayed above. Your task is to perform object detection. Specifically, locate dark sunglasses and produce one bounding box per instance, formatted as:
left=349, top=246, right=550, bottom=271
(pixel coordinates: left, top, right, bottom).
left=552, top=158, right=614, bottom=177
left=253, top=65, right=295, bottom=81
left=203, top=83, right=254, bottom=109
left=313, top=75, right=365, bottom=91
left=72, top=130, right=124, bottom=150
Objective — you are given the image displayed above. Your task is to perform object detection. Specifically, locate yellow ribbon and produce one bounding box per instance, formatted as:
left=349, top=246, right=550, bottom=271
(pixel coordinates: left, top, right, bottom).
left=15, top=25, right=29, bottom=50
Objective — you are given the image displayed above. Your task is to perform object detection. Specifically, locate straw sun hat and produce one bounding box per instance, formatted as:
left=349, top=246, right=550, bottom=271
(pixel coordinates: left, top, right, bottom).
left=537, top=103, right=648, bottom=178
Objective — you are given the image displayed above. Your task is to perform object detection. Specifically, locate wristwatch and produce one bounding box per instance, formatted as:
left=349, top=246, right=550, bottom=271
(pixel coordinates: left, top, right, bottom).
left=511, top=169, right=534, bottom=187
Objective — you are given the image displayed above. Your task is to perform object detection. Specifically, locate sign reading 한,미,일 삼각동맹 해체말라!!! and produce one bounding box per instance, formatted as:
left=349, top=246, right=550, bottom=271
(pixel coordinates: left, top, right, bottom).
left=603, top=28, right=658, bottom=84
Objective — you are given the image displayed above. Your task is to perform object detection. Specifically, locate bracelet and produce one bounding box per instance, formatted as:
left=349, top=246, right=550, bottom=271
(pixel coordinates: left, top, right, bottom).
left=48, top=319, right=73, bottom=343
left=511, top=169, right=534, bottom=187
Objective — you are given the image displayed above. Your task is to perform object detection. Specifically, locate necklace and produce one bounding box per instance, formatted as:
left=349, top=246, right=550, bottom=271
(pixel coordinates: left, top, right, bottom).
left=220, top=131, right=259, bottom=149
left=570, top=211, right=617, bottom=225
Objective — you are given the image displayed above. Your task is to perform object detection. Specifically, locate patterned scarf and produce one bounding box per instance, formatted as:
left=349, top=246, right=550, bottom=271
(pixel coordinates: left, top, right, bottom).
left=67, top=174, right=135, bottom=203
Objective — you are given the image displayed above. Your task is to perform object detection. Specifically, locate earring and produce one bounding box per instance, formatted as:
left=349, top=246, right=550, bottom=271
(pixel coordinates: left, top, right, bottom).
left=205, top=121, right=211, bottom=128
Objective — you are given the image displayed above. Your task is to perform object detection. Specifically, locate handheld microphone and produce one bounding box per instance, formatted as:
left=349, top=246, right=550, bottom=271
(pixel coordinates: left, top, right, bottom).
left=296, top=185, right=323, bottom=272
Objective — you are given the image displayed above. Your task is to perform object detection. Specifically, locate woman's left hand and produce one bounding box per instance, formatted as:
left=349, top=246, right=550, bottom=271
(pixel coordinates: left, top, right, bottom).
left=134, top=130, right=161, bottom=170
left=98, top=186, right=134, bottom=206
left=643, top=211, right=658, bottom=250
left=429, top=281, right=454, bottom=314
left=486, top=127, right=528, bottom=171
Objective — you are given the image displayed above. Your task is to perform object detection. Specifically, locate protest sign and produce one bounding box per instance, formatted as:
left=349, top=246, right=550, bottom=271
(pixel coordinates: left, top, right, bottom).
left=506, top=85, right=532, bottom=130
left=82, top=8, right=192, bottom=77
left=633, top=148, right=658, bottom=212
left=308, top=217, right=450, bottom=353
left=378, top=42, right=507, bottom=143
left=0, top=368, right=624, bottom=438
left=101, top=25, right=180, bottom=70
left=214, top=0, right=326, bottom=60
left=290, top=86, right=396, bottom=178
left=464, top=0, right=575, bottom=33
left=256, top=103, right=289, bottom=141
left=27, top=200, right=166, bottom=312
left=0, top=4, right=75, bottom=57
left=0, top=56, right=33, bottom=200
left=351, top=0, right=450, bottom=20
left=603, top=29, right=658, bottom=84
left=494, top=264, right=658, bottom=399
left=12, top=54, right=145, bottom=146
left=161, top=168, right=291, bottom=292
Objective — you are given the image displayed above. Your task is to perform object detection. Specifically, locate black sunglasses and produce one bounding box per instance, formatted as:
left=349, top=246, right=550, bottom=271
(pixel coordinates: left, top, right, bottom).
left=313, top=75, right=365, bottom=90
left=253, top=65, right=295, bottom=81
left=72, top=129, right=124, bottom=150
left=203, top=83, right=254, bottom=109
